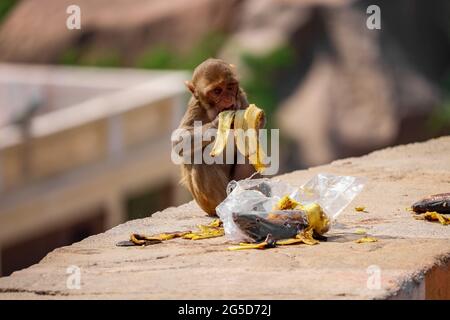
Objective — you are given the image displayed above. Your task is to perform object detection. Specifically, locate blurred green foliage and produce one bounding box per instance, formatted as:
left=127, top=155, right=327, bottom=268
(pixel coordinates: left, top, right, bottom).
left=0, top=0, right=18, bottom=23
left=428, top=100, right=450, bottom=131
left=428, top=72, right=450, bottom=133
left=79, top=52, right=121, bottom=68
left=241, top=45, right=295, bottom=129
left=59, top=47, right=121, bottom=67
left=427, top=23, right=450, bottom=133
left=136, top=46, right=175, bottom=69
left=136, top=32, right=227, bottom=70
left=58, top=31, right=226, bottom=70
left=58, top=48, right=80, bottom=65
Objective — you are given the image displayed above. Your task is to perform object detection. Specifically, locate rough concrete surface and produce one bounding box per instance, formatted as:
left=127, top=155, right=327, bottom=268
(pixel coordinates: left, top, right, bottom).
left=0, top=136, right=449, bottom=299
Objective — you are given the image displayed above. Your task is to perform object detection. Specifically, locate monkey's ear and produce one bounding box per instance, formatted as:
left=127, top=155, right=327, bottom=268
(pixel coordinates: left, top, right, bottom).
left=229, top=64, right=236, bottom=69
left=185, top=81, right=195, bottom=95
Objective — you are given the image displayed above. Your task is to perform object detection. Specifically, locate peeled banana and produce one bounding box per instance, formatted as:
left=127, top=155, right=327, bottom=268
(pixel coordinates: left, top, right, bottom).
left=210, top=104, right=267, bottom=173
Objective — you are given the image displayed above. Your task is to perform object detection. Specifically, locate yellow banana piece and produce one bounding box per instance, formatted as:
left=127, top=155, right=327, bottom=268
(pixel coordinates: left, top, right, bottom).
left=235, top=104, right=268, bottom=172
left=414, top=211, right=450, bottom=225
left=210, top=111, right=235, bottom=157
left=355, top=236, right=378, bottom=243
left=182, top=219, right=224, bottom=240
left=295, top=228, right=319, bottom=245
left=210, top=104, right=267, bottom=172
left=234, top=108, right=248, bottom=158
left=227, top=242, right=270, bottom=251
left=273, top=195, right=300, bottom=210
left=298, top=202, right=330, bottom=236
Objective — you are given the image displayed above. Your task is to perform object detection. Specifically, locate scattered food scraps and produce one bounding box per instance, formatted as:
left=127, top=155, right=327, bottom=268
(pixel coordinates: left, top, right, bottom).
left=355, top=206, right=367, bottom=212
left=355, top=228, right=367, bottom=234
left=355, top=236, right=378, bottom=243
left=232, top=197, right=330, bottom=243
left=291, top=228, right=319, bottom=246
left=130, top=233, right=163, bottom=246
left=303, top=202, right=330, bottom=235
left=414, top=211, right=450, bottom=226
left=233, top=211, right=308, bottom=242
left=116, top=219, right=224, bottom=247
left=228, top=235, right=276, bottom=251
left=411, top=193, right=450, bottom=214
left=275, top=238, right=306, bottom=246
left=274, top=195, right=300, bottom=210
left=182, top=227, right=224, bottom=240
left=217, top=174, right=365, bottom=246
left=274, top=196, right=330, bottom=235
left=228, top=228, right=319, bottom=251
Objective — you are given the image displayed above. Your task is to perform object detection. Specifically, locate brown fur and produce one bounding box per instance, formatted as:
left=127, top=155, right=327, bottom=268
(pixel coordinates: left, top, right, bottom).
left=174, top=59, right=257, bottom=216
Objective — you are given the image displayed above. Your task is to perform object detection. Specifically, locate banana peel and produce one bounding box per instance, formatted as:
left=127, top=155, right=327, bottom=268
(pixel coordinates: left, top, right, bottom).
left=228, top=228, right=319, bottom=250
left=210, top=111, right=235, bottom=157
left=127, top=231, right=191, bottom=246
left=276, top=229, right=319, bottom=246
left=182, top=228, right=224, bottom=240
left=182, top=218, right=224, bottom=239
left=227, top=241, right=273, bottom=251
left=211, top=104, right=268, bottom=173
left=236, top=104, right=268, bottom=173
left=414, top=211, right=450, bottom=225
left=117, top=219, right=224, bottom=247
left=129, top=234, right=163, bottom=246
left=355, top=236, right=378, bottom=243
left=228, top=234, right=276, bottom=251
left=303, top=203, right=330, bottom=235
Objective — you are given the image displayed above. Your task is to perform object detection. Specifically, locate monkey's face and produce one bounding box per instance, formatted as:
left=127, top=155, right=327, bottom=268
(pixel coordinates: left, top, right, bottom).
left=203, top=80, right=239, bottom=119
left=186, top=59, right=242, bottom=121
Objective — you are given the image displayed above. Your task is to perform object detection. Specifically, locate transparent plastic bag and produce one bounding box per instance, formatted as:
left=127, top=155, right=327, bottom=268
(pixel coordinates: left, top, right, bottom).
left=216, top=173, right=366, bottom=242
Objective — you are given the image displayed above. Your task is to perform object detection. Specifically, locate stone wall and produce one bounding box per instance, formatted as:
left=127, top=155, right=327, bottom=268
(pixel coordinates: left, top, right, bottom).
left=0, top=136, right=448, bottom=299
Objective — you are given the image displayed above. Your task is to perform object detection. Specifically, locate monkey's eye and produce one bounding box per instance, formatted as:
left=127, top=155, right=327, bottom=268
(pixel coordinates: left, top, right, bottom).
left=213, top=88, right=222, bottom=95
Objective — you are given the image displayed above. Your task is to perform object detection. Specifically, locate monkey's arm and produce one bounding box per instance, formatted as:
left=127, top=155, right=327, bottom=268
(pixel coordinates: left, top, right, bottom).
left=172, top=119, right=219, bottom=158
left=172, top=98, right=221, bottom=158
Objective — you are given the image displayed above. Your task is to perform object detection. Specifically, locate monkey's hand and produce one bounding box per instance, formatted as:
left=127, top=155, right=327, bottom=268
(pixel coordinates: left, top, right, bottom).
left=172, top=119, right=220, bottom=158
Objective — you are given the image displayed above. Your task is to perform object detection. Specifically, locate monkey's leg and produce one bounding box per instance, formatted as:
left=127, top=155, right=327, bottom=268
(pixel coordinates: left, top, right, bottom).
left=189, top=164, right=233, bottom=216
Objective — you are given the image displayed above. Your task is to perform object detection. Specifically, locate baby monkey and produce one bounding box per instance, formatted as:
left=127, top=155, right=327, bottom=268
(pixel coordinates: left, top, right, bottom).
left=173, top=58, right=264, bottom=216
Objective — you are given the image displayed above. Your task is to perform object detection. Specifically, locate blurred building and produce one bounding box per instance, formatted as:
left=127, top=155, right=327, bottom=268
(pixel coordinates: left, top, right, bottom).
left=0, top=64, right=191, bottom=276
